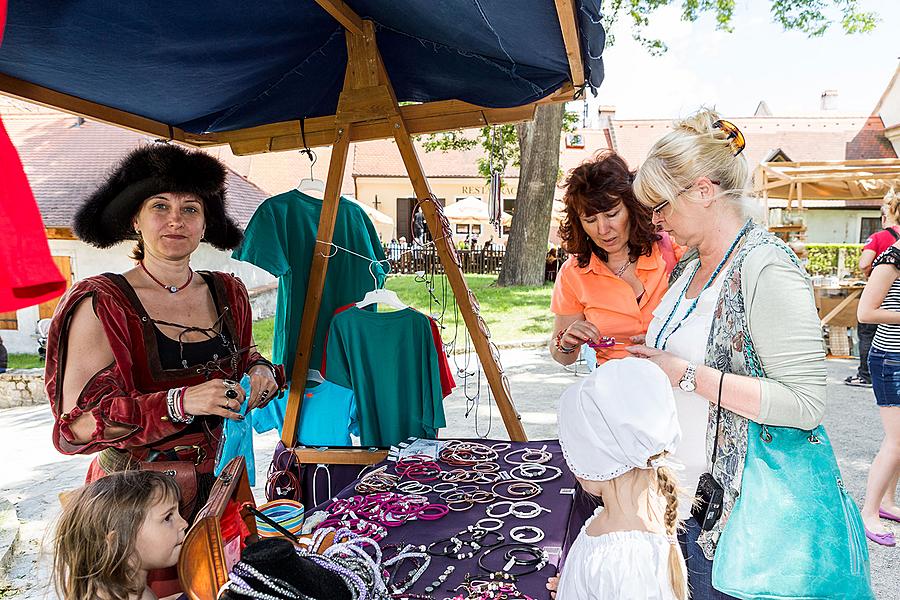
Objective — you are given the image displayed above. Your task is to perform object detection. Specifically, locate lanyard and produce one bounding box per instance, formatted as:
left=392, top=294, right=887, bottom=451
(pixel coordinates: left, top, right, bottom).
left=654, top=220, right=752, bottom=350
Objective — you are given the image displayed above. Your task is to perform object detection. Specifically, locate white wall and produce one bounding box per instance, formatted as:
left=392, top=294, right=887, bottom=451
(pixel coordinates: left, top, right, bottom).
left=0, top=240, right=275, bottom=354
left=804, top=209, right=881, bottom=244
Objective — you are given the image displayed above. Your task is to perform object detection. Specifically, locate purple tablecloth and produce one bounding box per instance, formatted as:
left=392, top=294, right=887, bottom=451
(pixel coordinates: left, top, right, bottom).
left=310, top=439, right=590, bottom=599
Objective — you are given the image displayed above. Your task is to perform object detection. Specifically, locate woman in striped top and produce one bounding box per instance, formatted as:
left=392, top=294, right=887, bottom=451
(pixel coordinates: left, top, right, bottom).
left=857, top=240, right=900, bottom=546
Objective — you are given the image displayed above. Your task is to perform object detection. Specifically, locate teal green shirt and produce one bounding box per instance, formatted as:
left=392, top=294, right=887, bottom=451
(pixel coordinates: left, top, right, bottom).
left=232, top=190, right=385, bottom=377
left=324, top=307, right=446, bottom=447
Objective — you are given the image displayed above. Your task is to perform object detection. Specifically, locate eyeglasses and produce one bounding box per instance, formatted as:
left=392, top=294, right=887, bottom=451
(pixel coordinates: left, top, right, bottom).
left=713, top=119, right=745, bottom=157
left=650, top=178, right=723, bottom=217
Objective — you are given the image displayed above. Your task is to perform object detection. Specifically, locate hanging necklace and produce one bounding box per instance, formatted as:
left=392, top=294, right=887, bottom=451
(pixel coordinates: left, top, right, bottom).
left=653, top=219, right=752, bottom=350
left=612, top=258, right=634, bottom=277
left=140, top=261, right=193, bottom=293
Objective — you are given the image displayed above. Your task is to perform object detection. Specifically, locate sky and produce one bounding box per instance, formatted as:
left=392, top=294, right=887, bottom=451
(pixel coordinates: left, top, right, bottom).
left=582, top=0, right=899, bottom=120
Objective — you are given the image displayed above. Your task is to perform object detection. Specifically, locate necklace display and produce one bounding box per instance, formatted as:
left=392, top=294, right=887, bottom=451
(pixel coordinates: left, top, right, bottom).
left=140, top=260, right=193, bottom=293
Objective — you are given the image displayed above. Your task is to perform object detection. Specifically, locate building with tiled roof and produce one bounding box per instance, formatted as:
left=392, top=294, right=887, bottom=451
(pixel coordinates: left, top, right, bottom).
left=0, top=110, right=276, bottom=353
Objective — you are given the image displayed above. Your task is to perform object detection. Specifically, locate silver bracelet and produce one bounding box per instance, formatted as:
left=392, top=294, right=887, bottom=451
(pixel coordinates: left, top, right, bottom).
left=510, top=525, right=545, bottom=543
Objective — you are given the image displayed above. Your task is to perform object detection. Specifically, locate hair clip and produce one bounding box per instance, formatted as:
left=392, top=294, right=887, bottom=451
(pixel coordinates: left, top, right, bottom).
left=712, top=119, right=746, bottom=157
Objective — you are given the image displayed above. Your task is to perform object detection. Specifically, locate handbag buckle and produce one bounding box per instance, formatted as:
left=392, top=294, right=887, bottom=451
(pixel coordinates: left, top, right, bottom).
left=807, top=433, right=821, bottom=444
left=760, top=426, right=773, bottom=443
left=172, top=444, right=207, bottom=465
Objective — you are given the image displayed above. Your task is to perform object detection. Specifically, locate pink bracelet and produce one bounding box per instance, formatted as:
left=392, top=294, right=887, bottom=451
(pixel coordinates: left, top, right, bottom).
left=416, top=504, right=449, bottom=521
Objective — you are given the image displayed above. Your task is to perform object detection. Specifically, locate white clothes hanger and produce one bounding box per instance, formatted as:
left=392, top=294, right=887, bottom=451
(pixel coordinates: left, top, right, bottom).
left=356, top=259, right=407, bottom=310
left=297, top=148, right=325, bottom=198
left=297, top=122, right=325, bottom=198
left=307, top=369, right=325, bottom=384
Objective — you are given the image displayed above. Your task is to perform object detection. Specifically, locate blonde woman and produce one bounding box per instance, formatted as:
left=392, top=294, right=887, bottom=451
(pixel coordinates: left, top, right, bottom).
left=627, top=109, right=872, bottom=599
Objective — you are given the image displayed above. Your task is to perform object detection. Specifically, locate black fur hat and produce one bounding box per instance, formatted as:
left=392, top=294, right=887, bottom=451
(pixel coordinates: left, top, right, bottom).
left=74, top=143, right=243, bottom=250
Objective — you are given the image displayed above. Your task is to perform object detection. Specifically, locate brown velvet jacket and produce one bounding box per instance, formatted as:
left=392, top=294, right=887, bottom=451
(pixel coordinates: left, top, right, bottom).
left=44, top=272, right=284, bottom=464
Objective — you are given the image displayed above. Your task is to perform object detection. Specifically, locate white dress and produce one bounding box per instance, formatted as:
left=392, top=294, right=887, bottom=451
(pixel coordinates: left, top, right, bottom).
left=556, top=508, right=679, bottom=600
left=645, top=262, right=723, bottom=520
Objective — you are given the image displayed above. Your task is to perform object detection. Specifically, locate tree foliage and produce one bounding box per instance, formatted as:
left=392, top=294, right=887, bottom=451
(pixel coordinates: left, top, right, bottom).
left=605, top=0, right=879, bottom=55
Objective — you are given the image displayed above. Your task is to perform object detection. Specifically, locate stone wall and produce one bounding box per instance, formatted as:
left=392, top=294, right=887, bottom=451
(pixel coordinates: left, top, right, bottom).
left=0, top=369, right=46, bottom=409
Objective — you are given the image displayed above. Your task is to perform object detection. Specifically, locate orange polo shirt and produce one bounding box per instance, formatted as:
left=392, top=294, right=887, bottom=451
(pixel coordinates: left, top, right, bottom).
left=551, top=238, right=683, bottom=364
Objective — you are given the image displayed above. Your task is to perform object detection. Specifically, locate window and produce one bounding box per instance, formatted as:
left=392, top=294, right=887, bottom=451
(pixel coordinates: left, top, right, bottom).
left=0, top=311, right=17, bottom=330
left=503, top=198, right=516, bottom=214
left=472, top=224, right=481, bottom=234
left=456, top=223, right=470, bottom=235
left=860, top=217, right=881, bottom=243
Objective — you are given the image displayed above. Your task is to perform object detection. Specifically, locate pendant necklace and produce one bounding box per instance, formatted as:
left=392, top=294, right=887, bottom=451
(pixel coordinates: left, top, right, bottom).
left=612, top=258, right=634, bottom=277
left=140, top=261, right=193, bottom=293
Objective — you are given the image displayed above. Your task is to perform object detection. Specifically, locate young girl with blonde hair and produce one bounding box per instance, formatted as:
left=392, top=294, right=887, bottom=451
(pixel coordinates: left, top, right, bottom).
left=549, top=357, right=687, bottom=600
left=54, top=471, right=187, bottom=600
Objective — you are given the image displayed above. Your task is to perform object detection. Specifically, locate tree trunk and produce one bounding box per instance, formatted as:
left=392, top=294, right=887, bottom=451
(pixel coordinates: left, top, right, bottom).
left=497, top=102, right=565, bottom=287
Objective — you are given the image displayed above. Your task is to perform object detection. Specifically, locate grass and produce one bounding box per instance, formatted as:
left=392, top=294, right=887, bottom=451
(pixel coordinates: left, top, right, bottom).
left=4, top=276, right=549, bottom=367
left=7, top=354, right=43, bottom=369
left=250, top=274, right=555, bottom=354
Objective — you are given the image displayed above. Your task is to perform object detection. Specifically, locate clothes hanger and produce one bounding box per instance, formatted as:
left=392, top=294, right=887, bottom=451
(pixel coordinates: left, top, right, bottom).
left=297, top=119, right=325, bottom=198
left=307, top=369, right=325, bottom=384
left=356, top=260, right=407, bottom=310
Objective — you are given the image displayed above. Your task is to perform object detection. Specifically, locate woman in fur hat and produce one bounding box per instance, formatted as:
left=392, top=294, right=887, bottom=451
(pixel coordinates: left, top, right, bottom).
left=43, top=143, right=285, bottom=596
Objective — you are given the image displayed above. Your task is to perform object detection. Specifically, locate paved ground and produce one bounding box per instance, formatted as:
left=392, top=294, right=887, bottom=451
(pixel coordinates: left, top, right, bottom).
left=0, top=350, right=896, bottom=598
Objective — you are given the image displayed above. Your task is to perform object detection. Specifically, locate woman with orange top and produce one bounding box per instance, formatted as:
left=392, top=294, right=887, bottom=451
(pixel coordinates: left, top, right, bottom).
left=551, top=151, right=682, bottom=366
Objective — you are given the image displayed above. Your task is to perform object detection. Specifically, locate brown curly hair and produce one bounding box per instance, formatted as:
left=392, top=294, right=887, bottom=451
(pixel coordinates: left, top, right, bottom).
left=560, top=151, right=659, bottom=268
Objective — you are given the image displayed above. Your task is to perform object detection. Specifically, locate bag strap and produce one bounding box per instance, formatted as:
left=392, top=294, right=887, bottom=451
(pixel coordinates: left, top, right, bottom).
left=885, top=227, right=900, bottom=241
left=659, top=233, right=677, bottom=275
left=710, top=371, right=725, bottom=470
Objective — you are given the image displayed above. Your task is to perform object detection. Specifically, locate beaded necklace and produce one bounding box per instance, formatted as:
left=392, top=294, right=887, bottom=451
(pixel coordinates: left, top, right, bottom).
left=653, top=219, right=752, bottom=350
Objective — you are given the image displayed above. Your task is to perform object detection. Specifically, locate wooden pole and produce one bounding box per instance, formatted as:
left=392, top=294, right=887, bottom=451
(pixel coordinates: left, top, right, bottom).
left=389, top=116, right=527, bottom=441
left=280, top=126, right=352, bottom=447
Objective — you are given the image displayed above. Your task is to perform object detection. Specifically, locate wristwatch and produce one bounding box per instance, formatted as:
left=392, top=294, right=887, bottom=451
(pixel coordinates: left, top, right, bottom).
left=678, top=363, right=697, bottom=392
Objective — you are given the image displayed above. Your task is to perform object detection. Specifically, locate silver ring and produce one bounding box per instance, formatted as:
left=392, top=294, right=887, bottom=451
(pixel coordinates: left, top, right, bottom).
left=223, top=379, right=237, bottom=390
left=260, top=389, right=270, bottom=399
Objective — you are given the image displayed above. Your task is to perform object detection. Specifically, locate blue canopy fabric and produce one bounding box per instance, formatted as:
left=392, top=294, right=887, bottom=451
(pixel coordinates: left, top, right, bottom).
left=0, top=1, right=604, bottom=135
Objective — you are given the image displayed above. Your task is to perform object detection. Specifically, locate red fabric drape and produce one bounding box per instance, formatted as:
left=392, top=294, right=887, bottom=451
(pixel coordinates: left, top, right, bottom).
left=0, top=117, right=66, bottom=312
left=0, top=0, right=66, bottom=312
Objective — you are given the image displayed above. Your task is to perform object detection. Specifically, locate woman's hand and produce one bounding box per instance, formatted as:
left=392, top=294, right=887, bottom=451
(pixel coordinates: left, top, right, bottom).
left=182, top=379, right=246, bottom=421
left=546, top=575, right=559, bottom=599
left=625, top=344, right=689, bottom=386
left=559, top=319, right=602, bottom=350
left=246, top=365, right=280, bottom=411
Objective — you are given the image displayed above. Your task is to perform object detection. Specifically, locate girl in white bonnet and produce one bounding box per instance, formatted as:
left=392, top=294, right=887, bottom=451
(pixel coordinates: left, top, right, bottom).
left=548, top=357, right=687, bottom=600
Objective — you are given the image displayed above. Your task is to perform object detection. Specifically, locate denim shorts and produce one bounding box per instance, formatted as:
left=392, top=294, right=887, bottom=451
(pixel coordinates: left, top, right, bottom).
left=867, top=347, right=900, bottom=407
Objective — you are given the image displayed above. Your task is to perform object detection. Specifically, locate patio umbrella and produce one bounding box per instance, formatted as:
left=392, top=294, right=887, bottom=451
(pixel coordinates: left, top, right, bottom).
left=345, top=196, right=393, bottom=226
left=444, top=196, right=512, bottom=225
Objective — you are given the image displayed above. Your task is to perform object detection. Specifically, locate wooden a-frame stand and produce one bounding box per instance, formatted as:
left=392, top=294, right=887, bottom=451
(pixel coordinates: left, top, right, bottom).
left=283, top=17, right=531, bottom=465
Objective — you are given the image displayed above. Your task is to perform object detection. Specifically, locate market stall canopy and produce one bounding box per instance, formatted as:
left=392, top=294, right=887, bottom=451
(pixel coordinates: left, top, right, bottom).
left=0, top=0, right=605, bottom=154
left=443, top=196, right=512, bottom=226
left=757, top=159, right=900, bottom=207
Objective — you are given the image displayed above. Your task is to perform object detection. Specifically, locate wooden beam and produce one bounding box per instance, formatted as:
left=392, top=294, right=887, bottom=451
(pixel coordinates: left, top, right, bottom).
left=313, top=0, right=365, bottom=35
left=292, top=447, right=388, bottom=466
left=0, top=73, right=193, bottom=142
left=280, top=125, right=352, bottom=448
left=45, top=227, right=76, bottom=240
left=553, top=0, right=585, bottom=87
left=821, top=290, right=861, bottom=326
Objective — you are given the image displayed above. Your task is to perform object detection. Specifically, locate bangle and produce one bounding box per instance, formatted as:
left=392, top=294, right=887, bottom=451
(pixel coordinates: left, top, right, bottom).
left=166, top=387, right=193, bottom=424
left=554, top=329, right=577, bottom=354
left=248, top=360, right=279, bottom=383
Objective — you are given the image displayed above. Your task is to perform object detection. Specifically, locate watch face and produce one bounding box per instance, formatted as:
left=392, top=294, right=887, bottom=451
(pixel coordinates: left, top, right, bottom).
left=679, top=380, right=696, bottom=392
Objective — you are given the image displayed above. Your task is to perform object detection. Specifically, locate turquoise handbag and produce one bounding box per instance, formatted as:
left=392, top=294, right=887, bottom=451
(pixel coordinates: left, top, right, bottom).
left=711, top=345, right=874, bottom=599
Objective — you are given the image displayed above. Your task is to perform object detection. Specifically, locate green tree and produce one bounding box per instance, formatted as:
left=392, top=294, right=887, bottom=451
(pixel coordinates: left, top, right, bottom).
left=424, top=0, right=879, bottom=286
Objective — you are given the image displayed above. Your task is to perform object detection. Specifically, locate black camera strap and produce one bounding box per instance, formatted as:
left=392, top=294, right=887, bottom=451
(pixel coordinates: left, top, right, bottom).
left=710, top=371, right=725, bottom=472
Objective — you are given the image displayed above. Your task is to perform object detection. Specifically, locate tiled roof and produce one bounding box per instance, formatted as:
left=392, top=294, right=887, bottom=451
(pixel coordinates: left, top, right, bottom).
left=206, top=143, right=356, bottom=197
left=5, top=113, right=271, bottom=229
left=611, top=115, right=896, bottom=169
